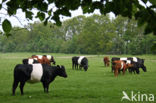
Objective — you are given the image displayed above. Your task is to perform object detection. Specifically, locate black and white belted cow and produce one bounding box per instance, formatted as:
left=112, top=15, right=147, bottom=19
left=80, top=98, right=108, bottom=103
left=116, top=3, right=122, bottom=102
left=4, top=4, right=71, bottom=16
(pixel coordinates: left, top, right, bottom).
left=72, top=56, right=88, bottom=71
left=111, top=57, right=147, bottom=74
left=12, top=64, right=67, bottom=95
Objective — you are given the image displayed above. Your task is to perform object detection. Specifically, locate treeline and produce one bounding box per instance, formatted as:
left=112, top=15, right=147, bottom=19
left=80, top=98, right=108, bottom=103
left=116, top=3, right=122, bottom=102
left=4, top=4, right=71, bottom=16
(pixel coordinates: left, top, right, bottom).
left=0, top=15, right=156, bottom=54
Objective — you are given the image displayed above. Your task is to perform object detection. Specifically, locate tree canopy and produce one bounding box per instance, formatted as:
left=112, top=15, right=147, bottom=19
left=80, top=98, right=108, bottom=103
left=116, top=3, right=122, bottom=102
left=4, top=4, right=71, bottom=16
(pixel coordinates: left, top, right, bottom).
left=0, top=0, right=156, bottom=36
left=0, top=15, right=155, bottom=54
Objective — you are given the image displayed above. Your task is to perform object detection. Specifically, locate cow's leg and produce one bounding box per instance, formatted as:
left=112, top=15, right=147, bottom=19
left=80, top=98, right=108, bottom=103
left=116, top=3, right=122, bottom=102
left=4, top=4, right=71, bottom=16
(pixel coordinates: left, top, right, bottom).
left=12, top=80, right=19, bottom=95
left=123, top=68, right=126, bottom=75
left=19, top=81, right=25, bottom=95
left=76, top=64, right=78, bottom=70
left=79, top=65, right=82, bottom=70
left=128, top=68, right=132, bottom=74
left=107, top=62, right=109, bottom=67
left=42, top=82, right=49, bottom=93
left=114, top=68, right=118, bottom=77
left=46, top=84, right=49, bottom=93
left=42, top=82, right=46, bottom=92
left=72, top=63, right=74, bottom=69
left=135, top=68, right=140, bottom=74
left=112, top=66, right=114, bottom=72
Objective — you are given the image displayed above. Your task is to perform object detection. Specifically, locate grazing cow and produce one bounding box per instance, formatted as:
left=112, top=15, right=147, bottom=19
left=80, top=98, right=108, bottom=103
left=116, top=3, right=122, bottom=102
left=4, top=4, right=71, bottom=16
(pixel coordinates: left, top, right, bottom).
left=12, top=64, right=67, bottom=95
left=72, top=56, right=88, bottom=71
left=103, top=57, right=110, bottom=67
left=31, top=55, right=56, bottom=65
left=111, top=57, right=146, bottom=74
left=113, top=60, right=133, bottom=77
left=22, top=58, right=39, bottom=64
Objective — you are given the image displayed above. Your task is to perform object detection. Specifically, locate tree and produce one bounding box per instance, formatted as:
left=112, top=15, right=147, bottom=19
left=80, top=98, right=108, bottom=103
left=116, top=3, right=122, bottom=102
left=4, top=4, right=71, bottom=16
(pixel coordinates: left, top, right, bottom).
left=0, top=0, right=156, bottom=37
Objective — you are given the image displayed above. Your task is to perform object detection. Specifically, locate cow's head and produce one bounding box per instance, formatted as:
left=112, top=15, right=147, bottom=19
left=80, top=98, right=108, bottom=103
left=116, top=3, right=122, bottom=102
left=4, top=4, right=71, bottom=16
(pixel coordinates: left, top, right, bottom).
left=84, top=65, right=88, bottom=71
left=56, top=65, right=67, bottom=78
left=139, top=59, right=147, bottom=72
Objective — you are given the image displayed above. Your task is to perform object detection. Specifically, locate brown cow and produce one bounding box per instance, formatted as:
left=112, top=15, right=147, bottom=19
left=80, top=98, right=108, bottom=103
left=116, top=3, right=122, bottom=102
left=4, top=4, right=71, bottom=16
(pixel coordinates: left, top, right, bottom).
left=31, top=55, right=51, bottom=65
left=103, top=57, right=110, bottom=67
left=113, top=60, right=133, bottom=77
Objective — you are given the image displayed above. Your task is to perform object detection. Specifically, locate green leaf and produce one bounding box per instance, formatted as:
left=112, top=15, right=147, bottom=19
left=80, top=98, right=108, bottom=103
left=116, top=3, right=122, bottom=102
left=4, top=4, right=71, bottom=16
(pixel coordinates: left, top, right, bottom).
left=5, top=33, right=12, bottom=37
left=2, top=19, right=12, bottom=33
left=37, top=12, right=45, bottom=21
left=26, top=11, right=33, bottom=19
left=149, top=0, right=156, bottom=6
left=2, top=0, right=7, bottom=2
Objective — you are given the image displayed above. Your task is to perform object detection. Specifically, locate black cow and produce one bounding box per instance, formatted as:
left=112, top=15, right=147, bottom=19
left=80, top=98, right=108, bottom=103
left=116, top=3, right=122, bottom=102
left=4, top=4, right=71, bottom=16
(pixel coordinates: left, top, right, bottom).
left=22, top=58, right=39, bottom=64
left=111, top=57, right=147, bottom=74
left=12, top=64, right=67, bottom=95
left=72, top=56, right=88, bottom=71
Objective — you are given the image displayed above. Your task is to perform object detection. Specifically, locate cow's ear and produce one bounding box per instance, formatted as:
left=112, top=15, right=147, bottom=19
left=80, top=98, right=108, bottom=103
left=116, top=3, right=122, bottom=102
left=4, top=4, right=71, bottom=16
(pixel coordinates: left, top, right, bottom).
left=57, top=65, right=60, bottom=68
left=61, top=65, right=65, bottom=68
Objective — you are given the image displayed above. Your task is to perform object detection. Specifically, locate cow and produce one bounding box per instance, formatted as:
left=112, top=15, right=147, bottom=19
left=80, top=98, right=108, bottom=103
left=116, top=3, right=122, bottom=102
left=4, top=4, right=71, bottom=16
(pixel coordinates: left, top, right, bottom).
left=22, top=58, right=39, bottom=64
left=111, top=57, right=147, bottom=74
left=103, top=57, right=110, bottom=67
left=112, top=60, right=133, bottom=77
left=12, top=64, right=67, bottom=95
left=32, top=55, right=56, bottom=65
left=72, top=56, right=88, bottom=71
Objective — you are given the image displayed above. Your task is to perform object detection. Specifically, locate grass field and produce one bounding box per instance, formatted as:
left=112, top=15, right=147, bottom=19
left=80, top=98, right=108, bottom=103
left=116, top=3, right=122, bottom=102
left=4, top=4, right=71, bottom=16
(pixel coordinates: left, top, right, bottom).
left=0, top=53, right=156, bottom=103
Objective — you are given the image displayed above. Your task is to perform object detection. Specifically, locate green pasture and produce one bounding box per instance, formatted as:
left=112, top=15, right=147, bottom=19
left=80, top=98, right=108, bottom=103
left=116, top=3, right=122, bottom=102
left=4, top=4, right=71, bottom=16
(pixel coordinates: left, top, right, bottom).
left=0, top=53, right=156, bottom=103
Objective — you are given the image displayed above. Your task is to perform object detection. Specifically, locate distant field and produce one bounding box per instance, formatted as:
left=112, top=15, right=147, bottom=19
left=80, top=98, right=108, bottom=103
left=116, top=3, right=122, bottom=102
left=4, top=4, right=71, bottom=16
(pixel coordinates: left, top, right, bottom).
left=0, top=53, right=156, bottom=103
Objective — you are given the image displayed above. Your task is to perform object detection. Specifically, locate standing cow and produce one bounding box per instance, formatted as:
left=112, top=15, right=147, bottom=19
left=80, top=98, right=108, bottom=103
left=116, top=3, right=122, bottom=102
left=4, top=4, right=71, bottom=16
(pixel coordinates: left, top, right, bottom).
left=112, top=60, right=133, bottom=77
left=103, top=56, right=110, bottom=67
left=72, top=56, right=88, bottom=71
left=12, top=64, right=67, bottom=95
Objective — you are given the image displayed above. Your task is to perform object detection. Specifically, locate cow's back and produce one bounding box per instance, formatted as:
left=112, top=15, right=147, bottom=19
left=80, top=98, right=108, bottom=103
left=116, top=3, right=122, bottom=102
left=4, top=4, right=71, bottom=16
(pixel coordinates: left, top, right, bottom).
left=78, top=56, right=85, bottom=65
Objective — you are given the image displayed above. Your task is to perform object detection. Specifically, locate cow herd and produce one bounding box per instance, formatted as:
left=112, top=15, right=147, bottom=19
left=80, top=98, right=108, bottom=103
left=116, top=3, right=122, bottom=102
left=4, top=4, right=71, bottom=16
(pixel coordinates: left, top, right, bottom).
left=104, top=56, right=147, bottom=77
left=12, top=55, right=147, bottom=95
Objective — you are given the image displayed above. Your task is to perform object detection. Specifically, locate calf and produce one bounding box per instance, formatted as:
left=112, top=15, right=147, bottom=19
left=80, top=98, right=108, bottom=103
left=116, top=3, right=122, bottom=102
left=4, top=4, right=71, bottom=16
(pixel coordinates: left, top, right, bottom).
left=12, top=64, right=67, bottom=95
left=113, top=60, right=133, bottom=77
left=72, top=56, right=88, bottom=71
left=103, top=57, right=110, bottom=67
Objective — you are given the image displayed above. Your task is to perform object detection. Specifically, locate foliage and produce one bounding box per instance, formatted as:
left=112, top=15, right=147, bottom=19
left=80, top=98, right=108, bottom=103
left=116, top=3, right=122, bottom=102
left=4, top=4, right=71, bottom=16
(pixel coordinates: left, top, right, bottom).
left=0, top=15, right=155, bottom=54
left=0, top=0, right=156, bottom=35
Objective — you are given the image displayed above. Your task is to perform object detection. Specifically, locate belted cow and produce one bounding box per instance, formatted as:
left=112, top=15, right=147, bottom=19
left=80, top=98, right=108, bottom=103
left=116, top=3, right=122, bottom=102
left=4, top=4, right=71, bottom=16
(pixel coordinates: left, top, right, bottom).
left=31, top=55, right=56, bottom=65
left=12, top=64, right=67, bottom=95
left=72, top=56, right=88, bottom=71
left=112, top=60, right=133, bottom=77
